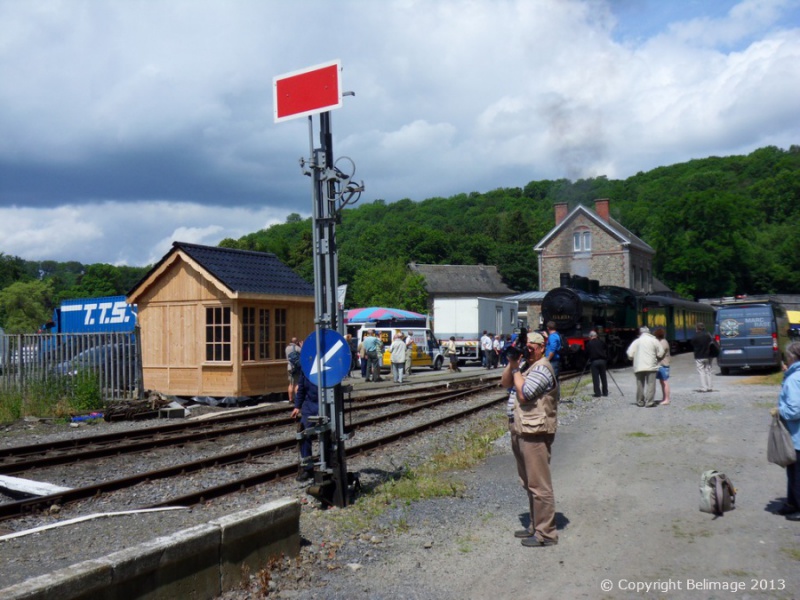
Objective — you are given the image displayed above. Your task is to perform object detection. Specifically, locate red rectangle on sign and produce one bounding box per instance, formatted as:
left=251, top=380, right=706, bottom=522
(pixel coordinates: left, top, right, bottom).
left=273, top=60, right=342, bottom=123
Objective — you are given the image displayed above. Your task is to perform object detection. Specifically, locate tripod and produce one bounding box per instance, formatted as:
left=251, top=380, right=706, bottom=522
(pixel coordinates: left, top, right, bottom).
left=570, top=358, right=624, bottom=397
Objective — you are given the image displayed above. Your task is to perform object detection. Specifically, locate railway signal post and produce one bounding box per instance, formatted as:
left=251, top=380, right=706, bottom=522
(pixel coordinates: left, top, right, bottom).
left=274, top=60, right=364, bottom=507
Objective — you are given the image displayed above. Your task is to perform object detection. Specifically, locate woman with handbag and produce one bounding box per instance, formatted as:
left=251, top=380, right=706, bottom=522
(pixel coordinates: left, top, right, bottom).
left=776, top=341, right=800, bottom=521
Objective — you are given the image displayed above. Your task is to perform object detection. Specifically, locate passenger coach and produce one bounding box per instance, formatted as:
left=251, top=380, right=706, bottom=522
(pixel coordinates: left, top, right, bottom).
left=642, top=295, right=716, bottom=352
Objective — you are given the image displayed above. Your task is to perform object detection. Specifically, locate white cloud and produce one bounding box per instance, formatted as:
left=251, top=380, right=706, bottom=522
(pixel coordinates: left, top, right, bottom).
left=668, top=0, right=790, bottom=47
left=0, top=0, right=798, bottom=264
left=0, top=201, right=295, bottom=266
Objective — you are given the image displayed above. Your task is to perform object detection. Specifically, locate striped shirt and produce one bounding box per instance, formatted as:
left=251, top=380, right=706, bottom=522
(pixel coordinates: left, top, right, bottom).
left=521, top=364, right=556, bottom=402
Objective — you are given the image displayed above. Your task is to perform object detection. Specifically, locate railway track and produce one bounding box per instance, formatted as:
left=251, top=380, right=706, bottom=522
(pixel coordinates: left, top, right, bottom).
left=0, top=380, right=502, bottom=522
left=0, top=378, right=490, bottom=473
left=0, top=370, right=587, bottom=526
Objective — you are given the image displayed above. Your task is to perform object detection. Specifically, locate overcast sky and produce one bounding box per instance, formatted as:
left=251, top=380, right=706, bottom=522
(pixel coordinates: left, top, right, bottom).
left=1, top=0, right=799, bottom=267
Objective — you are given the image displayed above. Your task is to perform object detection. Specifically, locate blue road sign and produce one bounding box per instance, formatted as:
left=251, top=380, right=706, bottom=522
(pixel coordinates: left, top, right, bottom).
left=300, top=328, right=351, bottom=388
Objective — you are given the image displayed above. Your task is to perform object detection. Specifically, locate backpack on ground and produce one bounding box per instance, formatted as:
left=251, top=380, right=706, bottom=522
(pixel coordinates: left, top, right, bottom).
left=699, top=469, right=736, bottom=516
left=288, top=346, right=301, bottom=375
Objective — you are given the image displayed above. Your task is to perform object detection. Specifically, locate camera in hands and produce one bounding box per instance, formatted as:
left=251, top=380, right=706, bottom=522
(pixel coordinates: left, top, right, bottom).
left=506, top=328, right=529, bottom=362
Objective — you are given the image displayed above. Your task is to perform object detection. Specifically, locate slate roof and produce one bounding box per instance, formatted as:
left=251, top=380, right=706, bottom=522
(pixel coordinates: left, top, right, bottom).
left=408, top=263, right=516, bottom=295
left=129, top=242, right=314, bottom=298
left=534, top=204, right=654, bottom=254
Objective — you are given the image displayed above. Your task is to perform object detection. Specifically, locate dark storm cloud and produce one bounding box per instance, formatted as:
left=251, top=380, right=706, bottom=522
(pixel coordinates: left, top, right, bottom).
left=0, top=141, right=305, bottom=209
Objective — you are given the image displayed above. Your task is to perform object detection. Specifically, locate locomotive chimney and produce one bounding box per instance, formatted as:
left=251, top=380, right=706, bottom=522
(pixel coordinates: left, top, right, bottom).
left=554, top=202, right=569, bottom=225
left=594, top=198, right=610, bottom=222
left=560, top=272, right=571, bottom=287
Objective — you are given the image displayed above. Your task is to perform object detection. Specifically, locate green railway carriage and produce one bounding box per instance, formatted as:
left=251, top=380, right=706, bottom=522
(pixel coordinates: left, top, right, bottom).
left=642, top=295, right=716, bottom=352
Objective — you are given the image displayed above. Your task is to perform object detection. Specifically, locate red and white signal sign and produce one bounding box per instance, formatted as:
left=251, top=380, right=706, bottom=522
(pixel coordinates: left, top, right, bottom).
left=273, top=60, right=342, bottom=123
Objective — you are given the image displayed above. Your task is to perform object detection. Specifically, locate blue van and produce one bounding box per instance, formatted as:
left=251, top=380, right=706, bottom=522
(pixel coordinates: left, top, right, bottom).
left=715, top=303, right=790, bottom=374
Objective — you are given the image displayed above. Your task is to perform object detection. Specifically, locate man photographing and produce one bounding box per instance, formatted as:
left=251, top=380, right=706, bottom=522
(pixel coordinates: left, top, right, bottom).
left=501, top=331, right=560, bottom=547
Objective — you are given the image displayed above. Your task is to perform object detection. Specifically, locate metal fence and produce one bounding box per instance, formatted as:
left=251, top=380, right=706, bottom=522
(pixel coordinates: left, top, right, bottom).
left=0, top=332, right=141, bottom=399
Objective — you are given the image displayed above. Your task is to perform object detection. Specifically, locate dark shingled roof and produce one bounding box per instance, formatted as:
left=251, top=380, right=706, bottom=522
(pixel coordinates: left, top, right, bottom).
left=131, top=242, right=314, bottom=297
left=408, top=263, right=516, bottom=295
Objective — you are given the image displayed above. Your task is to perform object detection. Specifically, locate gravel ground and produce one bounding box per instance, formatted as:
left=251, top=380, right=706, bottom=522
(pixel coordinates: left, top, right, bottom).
left=222, top=354, right=799, bottom=599
left=0, top=367, right=517, bottom=590
left=3, top=356, right=798, bottom=599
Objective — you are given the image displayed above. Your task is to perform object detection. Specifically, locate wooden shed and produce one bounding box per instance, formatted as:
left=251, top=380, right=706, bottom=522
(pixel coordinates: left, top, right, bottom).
left=127, top=242, right=315, bottom=400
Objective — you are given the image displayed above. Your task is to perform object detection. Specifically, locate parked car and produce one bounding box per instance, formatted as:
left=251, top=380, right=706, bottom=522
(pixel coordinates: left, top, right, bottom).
left=54, top=343, right=137, bottom=383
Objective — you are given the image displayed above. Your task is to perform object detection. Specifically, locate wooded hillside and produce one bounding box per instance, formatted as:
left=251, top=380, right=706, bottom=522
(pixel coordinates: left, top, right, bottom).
left=223, top=145, right=800, bottom=308
left=1, top=145, right=798, bottom=330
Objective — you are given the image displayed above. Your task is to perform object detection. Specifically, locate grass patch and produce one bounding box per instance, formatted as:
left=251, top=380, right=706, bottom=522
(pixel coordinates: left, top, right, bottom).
left=753, top=401, right=776, bottom=409
left=686, top=403, right=725, bottom=412
left=626, top=432, right=654, bottom=438
left=722, top=569, right=751, bottom=577
left=322, top=413, right=508, bottom=534
left=671, top=522, right=711, bottom=542
left=782, top=547, right=800, bottom=561
left=0, top=389, right=23, bottom=422
left=0, top=372, right=104, bottom=424
left=457, top=533, right=480, bottom=553
left=740, top=371, right=783, bottom=386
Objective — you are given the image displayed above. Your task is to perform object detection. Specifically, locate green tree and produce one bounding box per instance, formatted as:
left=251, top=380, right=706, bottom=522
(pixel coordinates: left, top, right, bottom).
left=66, top=264, right=124, bottom=298
left=0, top=280, right=55, bottom=333
left=0, top=253, right=29, bottom=289
left=350, top=260, right=428, bottom=312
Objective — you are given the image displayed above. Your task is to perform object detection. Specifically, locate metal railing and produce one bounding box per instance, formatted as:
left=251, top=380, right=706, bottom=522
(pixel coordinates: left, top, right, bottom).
left=0, top=332, right=141, bottom=399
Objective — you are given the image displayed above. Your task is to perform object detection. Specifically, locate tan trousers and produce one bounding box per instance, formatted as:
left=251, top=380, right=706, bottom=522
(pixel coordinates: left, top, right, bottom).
left=510, top=425, right=557, bottom=543
left=695, top=358, right=713, bottom=391
left=635, top=371, right=657, bottom=405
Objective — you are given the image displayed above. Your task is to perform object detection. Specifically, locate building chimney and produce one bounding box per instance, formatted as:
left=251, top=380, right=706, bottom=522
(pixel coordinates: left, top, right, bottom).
left=594, top=198, right=610, bottom=222
left=554, top=203, right=569, bottom=225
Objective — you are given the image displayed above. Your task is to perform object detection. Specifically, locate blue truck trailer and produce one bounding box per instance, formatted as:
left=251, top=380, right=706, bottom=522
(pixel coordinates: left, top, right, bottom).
left=40, top=296, right=137, bottom=335
left=38, top=296, right=138, bottom=361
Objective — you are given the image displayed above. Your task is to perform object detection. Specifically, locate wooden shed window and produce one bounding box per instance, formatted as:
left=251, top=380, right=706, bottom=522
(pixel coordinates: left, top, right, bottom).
left=242, top=307, right=270, bottom=361
left=206, top=306, right=231, bottom=362
left=274, top=308, right=287, bottom=358
left=259, top=309, right=271, bottom=359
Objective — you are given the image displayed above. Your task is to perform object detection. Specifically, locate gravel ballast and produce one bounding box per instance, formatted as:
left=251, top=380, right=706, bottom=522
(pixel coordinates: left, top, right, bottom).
left=3, top=356, right=799, bottom=599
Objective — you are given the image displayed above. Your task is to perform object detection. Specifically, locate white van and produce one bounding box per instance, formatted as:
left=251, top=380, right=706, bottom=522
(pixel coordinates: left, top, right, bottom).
left=355, top=326, right=444, bottom=371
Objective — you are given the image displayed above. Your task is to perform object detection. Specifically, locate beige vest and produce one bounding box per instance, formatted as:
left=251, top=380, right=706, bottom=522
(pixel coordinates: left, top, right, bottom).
left=512, top=357, right=559, bottom=436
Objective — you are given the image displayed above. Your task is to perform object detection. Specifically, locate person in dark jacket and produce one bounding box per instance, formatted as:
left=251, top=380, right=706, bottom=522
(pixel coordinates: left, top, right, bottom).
left=291, top=371, right=318, bottom=482
left=585, top=330, right=608, bottom=398
left=691, top=323, right=714, bottom=392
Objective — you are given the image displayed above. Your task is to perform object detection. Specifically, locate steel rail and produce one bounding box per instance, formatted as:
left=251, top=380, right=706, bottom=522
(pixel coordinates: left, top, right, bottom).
left=0, top=383, right=498, bottom=521
left=0, top=382, right=492, bottom=473
left=0, top=378, right=487, bottom=460
left=149, top=392, right=507, bottom=509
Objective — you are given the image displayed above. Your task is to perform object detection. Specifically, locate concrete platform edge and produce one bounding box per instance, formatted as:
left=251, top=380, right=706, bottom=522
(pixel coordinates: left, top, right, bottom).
left=0, top=497, right=301, bottom=600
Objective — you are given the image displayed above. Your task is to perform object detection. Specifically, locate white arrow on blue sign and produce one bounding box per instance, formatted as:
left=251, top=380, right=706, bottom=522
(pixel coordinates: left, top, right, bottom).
left=300, top=328, right=352, bottom=388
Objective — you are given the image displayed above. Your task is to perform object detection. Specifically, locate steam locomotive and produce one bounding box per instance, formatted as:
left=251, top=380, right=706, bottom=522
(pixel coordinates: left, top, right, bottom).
left=541, top=274, right=716, bottom=370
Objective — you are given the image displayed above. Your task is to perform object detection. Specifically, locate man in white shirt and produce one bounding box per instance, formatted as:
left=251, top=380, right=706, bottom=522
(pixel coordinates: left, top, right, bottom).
left=480, top=331, right=493, bottom=369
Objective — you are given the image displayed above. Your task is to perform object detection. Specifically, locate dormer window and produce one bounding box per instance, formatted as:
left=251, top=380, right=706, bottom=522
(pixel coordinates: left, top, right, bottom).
left=573, top=229, right=591, bottom=252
